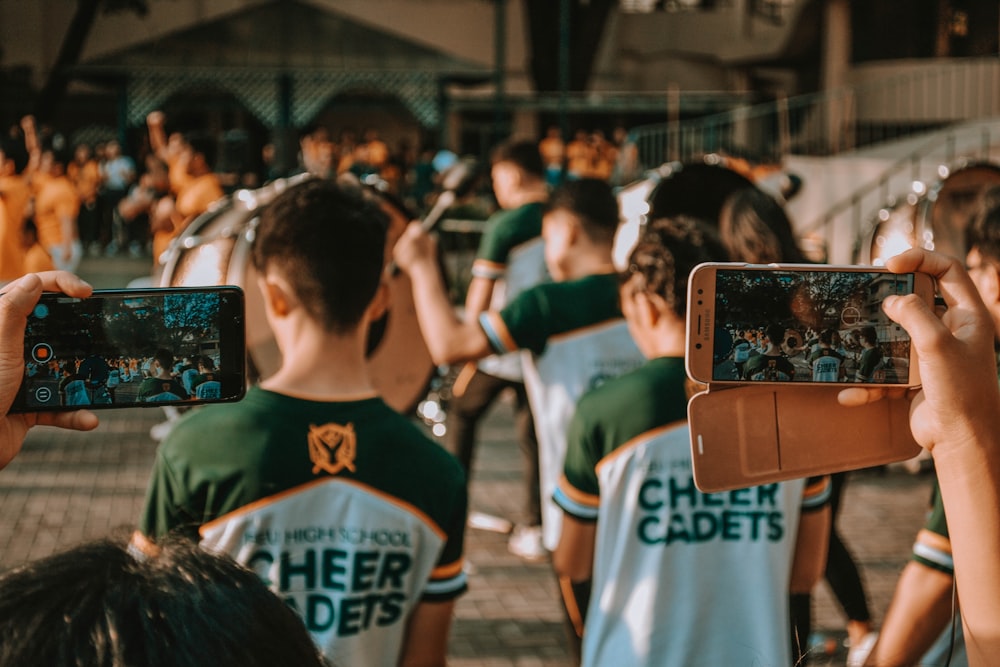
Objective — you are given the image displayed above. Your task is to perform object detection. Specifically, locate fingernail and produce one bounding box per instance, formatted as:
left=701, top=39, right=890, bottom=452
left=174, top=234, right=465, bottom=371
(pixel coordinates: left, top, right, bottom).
left=883, top=295, right=898, bottom=309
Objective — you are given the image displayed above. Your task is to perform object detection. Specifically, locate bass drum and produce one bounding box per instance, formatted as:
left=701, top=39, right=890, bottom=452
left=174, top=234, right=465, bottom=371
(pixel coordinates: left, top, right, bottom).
left=159, top=175, right=437, bottom=414
left=860, top=160, right=1000, bottom=265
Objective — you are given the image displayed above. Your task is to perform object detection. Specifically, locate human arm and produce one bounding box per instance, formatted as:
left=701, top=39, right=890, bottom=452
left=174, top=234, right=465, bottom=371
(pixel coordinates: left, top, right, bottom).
left=399, top=600, right=455, bottom=667
left=393, top=222, right=493, bottom=365
left=789, top=505, right=830, bottom=593
left=864, top=562, right=955, bottom=666
left=839, top=248, right=1000, bottom=664
left=146, top=111, right=169, bottom=161
left=19, top=116, right=40, bottom=176
left=463, top=276, right=495, bottom=323
left=0, top=272, right=98, bottom=469
left=552, top=514, right=597, bottom=582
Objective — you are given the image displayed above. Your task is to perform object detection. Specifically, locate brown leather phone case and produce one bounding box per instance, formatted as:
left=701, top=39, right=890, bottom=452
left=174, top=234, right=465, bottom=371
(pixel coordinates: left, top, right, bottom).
left=687, top=383, right=921, bottom=492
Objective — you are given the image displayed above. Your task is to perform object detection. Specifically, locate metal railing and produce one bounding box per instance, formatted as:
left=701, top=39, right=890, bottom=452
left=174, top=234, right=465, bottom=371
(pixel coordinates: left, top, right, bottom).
left=628, top=55, right=1000, bottom=169
left=801, top=120, right=1000, bottom=264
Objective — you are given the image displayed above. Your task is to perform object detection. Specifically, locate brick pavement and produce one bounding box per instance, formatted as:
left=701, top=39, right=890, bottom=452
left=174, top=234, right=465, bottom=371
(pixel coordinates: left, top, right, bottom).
left=0, top=256, right=940, bottom=666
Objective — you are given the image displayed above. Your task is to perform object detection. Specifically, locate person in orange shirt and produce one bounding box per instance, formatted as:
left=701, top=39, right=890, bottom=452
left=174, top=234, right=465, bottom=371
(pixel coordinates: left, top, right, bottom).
left=0, top=135, right=33, bottom=282
left=538, top=126, right=566, bottom=186
left=565, top=129, right=594, bottom=180
left=34, top=148, right=82, bottom=273
left=21, top=220, right=55, bottom=274
left=67, top=143, right=101, bottom=255
left=147, top=111, right=193, bottom=197
left=150, top=132, right=223, bottom=264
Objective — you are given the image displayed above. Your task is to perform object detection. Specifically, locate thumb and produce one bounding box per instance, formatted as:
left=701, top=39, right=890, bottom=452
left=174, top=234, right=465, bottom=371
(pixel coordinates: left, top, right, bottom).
left=0, top=274, right=43, bottom=362
left=880, top=293, right=946, bottom=357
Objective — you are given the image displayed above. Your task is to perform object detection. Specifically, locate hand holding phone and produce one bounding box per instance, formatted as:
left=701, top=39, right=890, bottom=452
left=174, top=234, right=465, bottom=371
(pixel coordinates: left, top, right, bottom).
left=0, top=272, right=99, bottom=468
left=687, top=263, right=936, bottom=387
left=12, top=286, right=246, bottom=413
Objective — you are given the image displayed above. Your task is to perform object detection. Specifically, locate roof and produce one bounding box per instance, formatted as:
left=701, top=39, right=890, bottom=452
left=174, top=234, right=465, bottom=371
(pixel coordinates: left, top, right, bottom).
left=79, top=0, right=488, bottom=75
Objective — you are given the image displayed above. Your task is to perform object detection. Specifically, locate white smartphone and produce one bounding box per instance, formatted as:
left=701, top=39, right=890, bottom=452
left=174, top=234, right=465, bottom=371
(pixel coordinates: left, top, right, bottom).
left=686, top=263, right=936, bottom=388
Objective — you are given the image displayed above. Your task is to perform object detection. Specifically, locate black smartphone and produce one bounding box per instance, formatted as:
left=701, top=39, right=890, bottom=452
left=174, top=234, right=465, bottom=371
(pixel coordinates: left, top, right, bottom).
left=12, top=286, right=246, bottom=412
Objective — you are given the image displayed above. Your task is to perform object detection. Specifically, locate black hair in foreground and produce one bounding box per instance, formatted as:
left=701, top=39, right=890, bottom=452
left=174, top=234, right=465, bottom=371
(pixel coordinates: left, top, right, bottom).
left=0, top=536, right=324, bottom=667
left=251, top=178, right=389, bottom=334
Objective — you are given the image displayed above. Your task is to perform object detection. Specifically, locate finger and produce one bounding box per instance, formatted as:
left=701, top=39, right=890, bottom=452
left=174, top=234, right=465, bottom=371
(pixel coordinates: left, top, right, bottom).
left=34, top=410, right=100, bottom=432
left=33, top=271, right=93, bottom=299
left=837, top=386, right=885, bottom=407
left=885, top=248, right=982, bottom=316
left=0, top=273, right=44, bottom=356
left=881, top=293, right=955, bottom=356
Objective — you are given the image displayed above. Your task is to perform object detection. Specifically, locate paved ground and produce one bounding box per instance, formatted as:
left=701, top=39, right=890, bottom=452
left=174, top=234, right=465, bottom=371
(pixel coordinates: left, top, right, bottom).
left=0, top=255, right=939, bottom=666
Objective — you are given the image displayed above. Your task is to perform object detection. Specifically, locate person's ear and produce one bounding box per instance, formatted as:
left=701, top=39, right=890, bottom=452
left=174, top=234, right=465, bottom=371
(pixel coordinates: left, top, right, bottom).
left=259, top=275, right=293, bottom=318
left=982, top=262, right=1000, bottom=307
left=366, top=281, right=391, bottom=322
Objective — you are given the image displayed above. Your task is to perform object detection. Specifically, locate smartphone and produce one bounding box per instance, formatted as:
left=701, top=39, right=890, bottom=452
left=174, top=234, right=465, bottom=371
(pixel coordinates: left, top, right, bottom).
left=686, top=263, right=935, bottom=387
left=12, top=286, right=246, bottom=412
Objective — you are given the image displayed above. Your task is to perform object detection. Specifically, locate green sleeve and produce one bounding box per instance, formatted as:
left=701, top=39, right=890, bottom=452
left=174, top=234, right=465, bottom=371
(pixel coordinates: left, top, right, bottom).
left=138, top=447, right=201, bottom=542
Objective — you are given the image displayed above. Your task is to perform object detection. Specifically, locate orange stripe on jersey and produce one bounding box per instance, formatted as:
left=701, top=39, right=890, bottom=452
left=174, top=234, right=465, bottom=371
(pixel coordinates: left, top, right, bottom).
left=594, top=420, right=688, bottom=477
left=432, top=558, right=465, bottom=580
left=481, top=311, right=519, bottom=353
left=198, top=477, right=448, bottom=540
left=130, top=530, right=161, bottom=558
left=471, top=259, right=505, bottom=276
left=451, top=362, right=479, bottom=398
left=557, top=475, right=600, bottom=509
left=916, top=528, right=952, bottom=556
left=558, top=575, right=585, bottom=638
left=802, top=476, right=831, bottom=502
left=547, top=317, right=625, bottom=345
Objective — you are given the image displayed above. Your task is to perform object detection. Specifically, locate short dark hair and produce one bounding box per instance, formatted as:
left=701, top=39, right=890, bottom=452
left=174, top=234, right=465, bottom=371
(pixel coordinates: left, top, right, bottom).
left=622, top=216, right=728, bottom=318
left=251, top=178, right=389, bottom=333
left=547, top=178, right=621, bottom=246
left=766, top=323, right=787, bottom=349
left=858, top=326, right=878, bottom=346
left=153, top=348, right=174, bottom=371
left=719, top=187, right=807, bottom=263
left=490, top=140, right=545, bottom=181
left=0, top=537, right=324, bottom=667
left=967, top=186, right=1000, bottom=265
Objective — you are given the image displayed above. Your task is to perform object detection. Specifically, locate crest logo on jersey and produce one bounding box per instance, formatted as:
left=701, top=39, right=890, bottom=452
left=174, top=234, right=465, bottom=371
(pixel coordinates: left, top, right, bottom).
left=308, top=422, right=357, bottom=476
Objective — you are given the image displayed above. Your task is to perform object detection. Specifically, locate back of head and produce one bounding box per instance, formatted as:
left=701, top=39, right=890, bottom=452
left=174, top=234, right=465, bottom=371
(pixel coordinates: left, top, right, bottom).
left=0, top=537, right=324, bottom=667
left=490, top=140, right=545, bottom=182
left=547, top=178, right=621, bottom=246
left=251, top=178, right=389, bottom=333
left=624, top=215, right=729, bottom=318
left=765, top=323, right=787, bottom=350
left=859, top=325, right=878, bottom=346
left=967, top=186, right=1000, bottom=265
left=720, top=187, right=806, bottom=263
left=153, top=348, right=173, bottom=372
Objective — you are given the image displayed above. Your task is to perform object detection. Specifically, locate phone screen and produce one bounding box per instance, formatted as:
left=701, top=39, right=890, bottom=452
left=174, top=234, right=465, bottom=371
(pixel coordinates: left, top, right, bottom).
left=711, top=269, right=915, bottom=384
left=15, top=287, right=246, bottom=412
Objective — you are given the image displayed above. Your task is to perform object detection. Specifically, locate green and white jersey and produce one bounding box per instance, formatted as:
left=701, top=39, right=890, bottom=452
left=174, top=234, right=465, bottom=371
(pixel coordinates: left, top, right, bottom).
left=472, top=202, right=548, bottom=381
left=480, top=273, right=645, bottom=549
left=555, top=357, right=831, bottom=667
left=138, top=387, right=467, bottom=667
